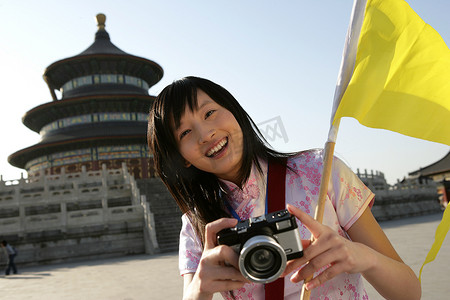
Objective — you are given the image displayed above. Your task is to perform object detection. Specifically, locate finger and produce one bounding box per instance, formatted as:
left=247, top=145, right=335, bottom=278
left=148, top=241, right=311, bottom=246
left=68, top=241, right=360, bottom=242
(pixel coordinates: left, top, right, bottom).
left=204, top=244, right=240, bottom=270
left=283, top=227, right=344, bottom=277
left=287, top=204, right=324, bottom=239
left=290, top=249, right=336, bottom=283
left=281, top=239, right=311, bottom=276
left=301, top=239, right=312, bottom=250
left=290, top=238, right=353, bottom=283
left=194, top=265, right=248, bottom=294
left=199, top=264, right=247, bottom=282
left=282, top=203, right=333, bottom=278
left=211, top=280, right=247, bottom=293
left=204, top=218, right=238, bottom=250
left=301, top=264, right=342, bottom=291
left=283, top=257, right=307, bottom=277
left=286, top=228, right=344, bottom=278
left=207, top=277, right=248, bottom=293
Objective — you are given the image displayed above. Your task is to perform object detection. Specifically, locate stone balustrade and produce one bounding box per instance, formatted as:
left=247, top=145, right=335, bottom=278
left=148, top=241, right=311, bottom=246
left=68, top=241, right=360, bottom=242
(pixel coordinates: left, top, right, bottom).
left=0, top=164, right=144, bottom=237
left=356, top=169, right=441, bottom=220
left=0, top=164, right=155, bottom=266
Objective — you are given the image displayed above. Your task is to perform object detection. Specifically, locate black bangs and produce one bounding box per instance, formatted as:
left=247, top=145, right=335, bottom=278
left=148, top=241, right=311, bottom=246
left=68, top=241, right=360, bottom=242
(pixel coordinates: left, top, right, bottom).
left=165, top=78, right=199, bottom=131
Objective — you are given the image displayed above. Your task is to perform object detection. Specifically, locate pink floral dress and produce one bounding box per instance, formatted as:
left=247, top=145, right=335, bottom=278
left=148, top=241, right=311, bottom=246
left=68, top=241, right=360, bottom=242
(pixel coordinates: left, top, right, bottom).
left=179, top=149, right=374, bottom=299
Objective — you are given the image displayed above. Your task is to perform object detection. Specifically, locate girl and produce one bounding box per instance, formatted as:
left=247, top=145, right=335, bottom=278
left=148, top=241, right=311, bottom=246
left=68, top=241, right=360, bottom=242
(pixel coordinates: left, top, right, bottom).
left=147, top=76, right=421, bottom=300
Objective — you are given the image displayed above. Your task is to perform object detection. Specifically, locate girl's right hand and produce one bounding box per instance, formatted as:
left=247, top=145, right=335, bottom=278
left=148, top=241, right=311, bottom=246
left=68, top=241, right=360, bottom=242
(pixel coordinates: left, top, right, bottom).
left=183, top=218, right=250, bottom=300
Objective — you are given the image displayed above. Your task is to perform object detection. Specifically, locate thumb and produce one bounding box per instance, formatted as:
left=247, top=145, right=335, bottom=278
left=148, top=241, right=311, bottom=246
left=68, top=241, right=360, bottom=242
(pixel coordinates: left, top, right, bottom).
left=204, top=218, right=238, bottom=250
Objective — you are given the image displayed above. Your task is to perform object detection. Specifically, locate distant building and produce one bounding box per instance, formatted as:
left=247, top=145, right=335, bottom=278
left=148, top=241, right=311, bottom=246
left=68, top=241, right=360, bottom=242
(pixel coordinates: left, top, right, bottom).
left=8, top=14, right=162, bottom=180
left=409, top=151, right=450, bottom=208
left=357, top=167, right=440, bottom=220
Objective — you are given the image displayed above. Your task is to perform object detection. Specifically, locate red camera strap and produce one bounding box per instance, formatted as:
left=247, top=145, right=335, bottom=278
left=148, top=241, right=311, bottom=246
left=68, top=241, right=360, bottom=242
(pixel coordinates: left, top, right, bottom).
left=265, top=157, right=287, bottom=300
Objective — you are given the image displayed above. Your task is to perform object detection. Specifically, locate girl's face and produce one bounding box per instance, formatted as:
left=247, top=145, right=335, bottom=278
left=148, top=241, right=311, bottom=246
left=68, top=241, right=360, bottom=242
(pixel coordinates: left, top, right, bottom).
left=173, top=89, right=244, bottom=184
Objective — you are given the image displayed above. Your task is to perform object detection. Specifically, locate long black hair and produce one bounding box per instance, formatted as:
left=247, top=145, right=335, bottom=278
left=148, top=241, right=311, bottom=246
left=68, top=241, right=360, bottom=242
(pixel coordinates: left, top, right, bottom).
left=148, top=76, right=294, bottom=242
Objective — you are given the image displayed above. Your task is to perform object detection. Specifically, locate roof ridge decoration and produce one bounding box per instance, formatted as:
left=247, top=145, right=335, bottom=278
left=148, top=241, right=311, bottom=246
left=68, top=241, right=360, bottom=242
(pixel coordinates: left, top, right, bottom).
left=97, top=13, right=106, bottom=30
left=78, top=13, right=128, bottom=56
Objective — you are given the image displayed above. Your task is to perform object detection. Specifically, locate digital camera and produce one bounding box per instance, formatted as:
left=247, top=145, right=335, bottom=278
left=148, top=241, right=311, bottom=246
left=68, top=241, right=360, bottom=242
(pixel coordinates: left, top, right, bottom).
left=217, top=209, right=303, bottom=284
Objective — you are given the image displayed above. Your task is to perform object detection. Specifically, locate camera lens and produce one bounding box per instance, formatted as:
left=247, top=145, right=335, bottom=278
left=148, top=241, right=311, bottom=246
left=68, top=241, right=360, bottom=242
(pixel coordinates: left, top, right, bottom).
left=246, top=246, right=281, bottom=279
left=249, top=248, right=275, bottom=272
left=239, top=235, right=287, bottom=284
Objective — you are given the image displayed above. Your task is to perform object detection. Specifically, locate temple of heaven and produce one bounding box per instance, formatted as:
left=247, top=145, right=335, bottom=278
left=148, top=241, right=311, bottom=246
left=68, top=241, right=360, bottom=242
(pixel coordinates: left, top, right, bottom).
left=8, top=14, right=163, bottom=180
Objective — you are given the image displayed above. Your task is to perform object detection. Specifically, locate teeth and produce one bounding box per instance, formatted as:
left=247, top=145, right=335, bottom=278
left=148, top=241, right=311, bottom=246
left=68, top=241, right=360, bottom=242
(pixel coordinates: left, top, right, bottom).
left=207, top=139, right=227, bottom=157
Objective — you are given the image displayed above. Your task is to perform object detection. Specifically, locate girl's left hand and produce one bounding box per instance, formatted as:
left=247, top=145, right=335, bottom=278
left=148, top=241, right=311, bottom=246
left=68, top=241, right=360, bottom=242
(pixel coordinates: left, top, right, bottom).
left=283, top=204, right=376, bottom=291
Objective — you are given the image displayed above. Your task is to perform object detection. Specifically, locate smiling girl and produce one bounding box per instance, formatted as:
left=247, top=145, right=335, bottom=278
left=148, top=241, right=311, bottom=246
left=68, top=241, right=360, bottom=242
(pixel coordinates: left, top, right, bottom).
left=147, top=76, right=420, bottom=300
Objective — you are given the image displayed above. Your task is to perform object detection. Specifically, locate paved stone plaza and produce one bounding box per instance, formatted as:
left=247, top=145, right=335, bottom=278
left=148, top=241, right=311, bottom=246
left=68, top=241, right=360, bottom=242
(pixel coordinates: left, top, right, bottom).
left=1, top=212, right=449, bottom=300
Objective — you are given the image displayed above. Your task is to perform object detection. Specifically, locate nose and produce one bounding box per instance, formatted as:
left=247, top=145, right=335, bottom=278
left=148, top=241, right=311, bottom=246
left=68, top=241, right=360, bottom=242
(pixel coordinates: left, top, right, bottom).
left=198, top=125, right=215, bottom=144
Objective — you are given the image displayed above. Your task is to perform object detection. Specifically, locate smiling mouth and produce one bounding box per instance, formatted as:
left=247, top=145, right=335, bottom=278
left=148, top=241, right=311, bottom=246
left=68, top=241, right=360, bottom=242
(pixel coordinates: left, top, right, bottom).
left=206, top=138, right=228, bottom=157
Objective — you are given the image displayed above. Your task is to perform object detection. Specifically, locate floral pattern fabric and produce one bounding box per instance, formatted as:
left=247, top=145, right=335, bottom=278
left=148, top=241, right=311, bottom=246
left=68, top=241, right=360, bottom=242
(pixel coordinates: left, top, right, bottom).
left=179, top=149, right=374, bottom=299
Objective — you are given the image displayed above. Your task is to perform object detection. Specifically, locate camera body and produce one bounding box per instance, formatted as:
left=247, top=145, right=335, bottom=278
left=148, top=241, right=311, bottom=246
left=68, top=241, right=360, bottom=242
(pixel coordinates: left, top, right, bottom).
left=217, top=209, right=303, bottom=283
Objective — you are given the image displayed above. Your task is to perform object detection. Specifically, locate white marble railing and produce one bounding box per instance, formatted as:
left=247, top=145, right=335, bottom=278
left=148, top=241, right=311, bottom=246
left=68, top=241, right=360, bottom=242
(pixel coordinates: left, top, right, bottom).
left=0, top=163, right=144, bottom=237
left=0, top=204, right=144, bottom=236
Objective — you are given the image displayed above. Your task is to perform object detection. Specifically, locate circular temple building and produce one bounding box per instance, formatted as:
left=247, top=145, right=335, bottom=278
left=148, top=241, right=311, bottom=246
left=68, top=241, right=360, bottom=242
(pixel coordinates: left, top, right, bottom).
left=8, top=14, right=163, bottom=180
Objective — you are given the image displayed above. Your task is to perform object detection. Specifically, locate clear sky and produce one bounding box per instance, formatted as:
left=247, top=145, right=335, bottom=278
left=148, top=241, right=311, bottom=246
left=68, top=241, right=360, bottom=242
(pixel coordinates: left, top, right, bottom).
left=0, top=0, right=448, bottom=184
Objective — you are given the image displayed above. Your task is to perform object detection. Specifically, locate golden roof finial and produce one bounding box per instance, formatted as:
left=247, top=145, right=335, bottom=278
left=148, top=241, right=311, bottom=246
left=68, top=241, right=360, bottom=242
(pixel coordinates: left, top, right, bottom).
left=96, top=13, right=106, bottom=30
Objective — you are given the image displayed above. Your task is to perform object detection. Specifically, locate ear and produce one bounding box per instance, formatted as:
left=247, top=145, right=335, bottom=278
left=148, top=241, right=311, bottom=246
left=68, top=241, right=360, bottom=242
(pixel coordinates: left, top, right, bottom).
left=184, top=160, right=192, bottom=168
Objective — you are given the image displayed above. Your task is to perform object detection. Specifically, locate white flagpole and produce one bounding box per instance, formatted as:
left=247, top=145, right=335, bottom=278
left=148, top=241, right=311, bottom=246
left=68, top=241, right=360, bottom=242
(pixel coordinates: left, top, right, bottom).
left=300, top=123, right=339, bottom=300
left=300, top=0, right=367, bottom=298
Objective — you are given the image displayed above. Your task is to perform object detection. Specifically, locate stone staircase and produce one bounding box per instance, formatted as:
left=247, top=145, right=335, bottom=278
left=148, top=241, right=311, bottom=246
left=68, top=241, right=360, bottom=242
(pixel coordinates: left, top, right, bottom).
left=136, top=178, right=182, bottom=253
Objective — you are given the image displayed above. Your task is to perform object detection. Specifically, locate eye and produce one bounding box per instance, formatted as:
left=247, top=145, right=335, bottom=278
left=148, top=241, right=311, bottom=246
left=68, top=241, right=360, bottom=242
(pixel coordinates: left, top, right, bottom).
left=205, top=109, right=216, bottom=119
left=179, top=129, right=191, bottom=140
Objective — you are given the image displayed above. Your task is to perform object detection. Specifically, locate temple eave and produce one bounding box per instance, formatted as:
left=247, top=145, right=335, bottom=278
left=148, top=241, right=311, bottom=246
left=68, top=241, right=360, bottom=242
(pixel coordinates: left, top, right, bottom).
left=43, top=54, right=163, bottom=89
left=23, top=94, right=154, bottom=132
left=8, top=135, right=147, bottom=169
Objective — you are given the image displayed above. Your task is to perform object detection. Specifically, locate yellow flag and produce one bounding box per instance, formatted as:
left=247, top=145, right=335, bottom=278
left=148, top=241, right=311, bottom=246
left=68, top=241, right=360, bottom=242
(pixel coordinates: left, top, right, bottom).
left=419, top=205, right=450, bottom=280
left=328, top=0, right=450, bottom=282
left=330, top=0, right=450, bottom=146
